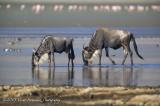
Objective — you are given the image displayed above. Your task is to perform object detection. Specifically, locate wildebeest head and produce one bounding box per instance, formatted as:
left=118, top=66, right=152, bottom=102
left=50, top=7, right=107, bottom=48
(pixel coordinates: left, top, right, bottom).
left=32, top=37, right=50, bottom=66
left=32, top=48, right=49, bottom=66
left=32, top=48, right=40, bottom=66
left=82, top=46, right=94, bottom=65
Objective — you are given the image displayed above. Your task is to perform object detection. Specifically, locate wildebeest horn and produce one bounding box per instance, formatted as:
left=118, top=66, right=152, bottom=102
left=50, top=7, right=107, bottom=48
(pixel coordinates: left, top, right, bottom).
left=32, top=48, right=36, bottom=53
left=83, top=44, right=85, bottom=49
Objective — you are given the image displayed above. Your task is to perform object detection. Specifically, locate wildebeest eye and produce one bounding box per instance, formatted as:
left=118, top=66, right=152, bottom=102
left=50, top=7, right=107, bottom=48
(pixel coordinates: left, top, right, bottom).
left=88, top=48, right=93, bottom=53
left=35, top=52, right=38, bottom=56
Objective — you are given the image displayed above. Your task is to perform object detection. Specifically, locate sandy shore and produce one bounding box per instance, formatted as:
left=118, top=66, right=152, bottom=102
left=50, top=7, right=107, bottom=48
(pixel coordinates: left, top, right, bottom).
left=0, top=86, right=160, bottom=106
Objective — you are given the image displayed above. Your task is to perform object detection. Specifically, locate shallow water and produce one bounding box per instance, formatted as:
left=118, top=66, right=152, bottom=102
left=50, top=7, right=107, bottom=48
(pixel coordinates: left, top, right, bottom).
left=0, top=37, right=160, bottom=87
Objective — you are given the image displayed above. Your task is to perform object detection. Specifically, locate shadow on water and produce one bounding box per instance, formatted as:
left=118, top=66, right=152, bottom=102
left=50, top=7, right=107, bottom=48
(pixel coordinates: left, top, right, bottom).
left=31, top=65, right=147, bottom=87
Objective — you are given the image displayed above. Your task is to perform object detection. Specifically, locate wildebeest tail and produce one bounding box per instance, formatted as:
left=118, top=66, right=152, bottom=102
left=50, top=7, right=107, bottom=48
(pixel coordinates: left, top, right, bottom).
left=70, top=39, right=75, bottom=59
left=130, top=33, right=144, bottom=60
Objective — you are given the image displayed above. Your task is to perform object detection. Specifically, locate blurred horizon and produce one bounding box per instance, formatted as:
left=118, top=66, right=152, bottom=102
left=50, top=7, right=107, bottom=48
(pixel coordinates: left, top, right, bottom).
left=0, top=0, right=160, bottom=4
left=0, top=0, right=160, bottom=36
left=0, top=2, right=160, bottom=27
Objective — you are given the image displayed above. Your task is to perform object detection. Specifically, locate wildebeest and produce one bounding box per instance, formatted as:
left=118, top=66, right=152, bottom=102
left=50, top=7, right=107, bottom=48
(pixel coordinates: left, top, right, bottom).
left=82, top=28, right=143, bottom=65
left=32, top=36, right=75, bottom=67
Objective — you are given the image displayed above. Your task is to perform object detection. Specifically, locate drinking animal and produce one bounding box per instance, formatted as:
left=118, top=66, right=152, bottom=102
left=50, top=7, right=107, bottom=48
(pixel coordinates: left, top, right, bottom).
left=32, top=36, right=75, bottom=67
left=82, top=28, right=143, bottom=65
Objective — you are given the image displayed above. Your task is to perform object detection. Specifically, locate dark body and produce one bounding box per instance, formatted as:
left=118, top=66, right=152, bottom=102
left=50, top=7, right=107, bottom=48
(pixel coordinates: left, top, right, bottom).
left=82, top=28, right=143, bottom=65
left=32, top=36, right=75, bottom=67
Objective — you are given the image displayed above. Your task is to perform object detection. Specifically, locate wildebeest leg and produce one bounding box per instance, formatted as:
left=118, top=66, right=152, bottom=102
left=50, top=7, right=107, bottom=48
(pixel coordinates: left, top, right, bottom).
left=48, top=52, right=51, bottom=67
left=71, top=58, right=74, bottom=67
left=99, top=49, right=102, bottom=65
left=52, top=52, right=55, bottom=67
left=128, top=45, right=133, bottom=65
left=68, top=51, right=74, bottom=67
left=122, top=45, right=129, bottom=65
left=105, top=48, right=115, bottom=64
left=68, top=53, right=70, bottom=67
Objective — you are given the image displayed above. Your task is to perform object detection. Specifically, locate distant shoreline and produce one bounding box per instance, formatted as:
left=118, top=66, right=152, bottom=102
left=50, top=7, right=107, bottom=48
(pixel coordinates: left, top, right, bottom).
left=0, top=27, right=160, bottom=37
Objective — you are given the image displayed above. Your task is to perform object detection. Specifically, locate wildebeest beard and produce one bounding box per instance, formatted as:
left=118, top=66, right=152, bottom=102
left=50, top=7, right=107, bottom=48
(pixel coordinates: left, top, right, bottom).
left=32, top=51, right=49, bottom=65
left=82, top=47, right=97, bottom=65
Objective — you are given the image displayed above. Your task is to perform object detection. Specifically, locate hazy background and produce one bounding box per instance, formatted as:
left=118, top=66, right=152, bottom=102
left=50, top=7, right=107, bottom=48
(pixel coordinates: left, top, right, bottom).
left=0, top=0, right=160, bottom=27
left=0, top=0, right=160, bottom=37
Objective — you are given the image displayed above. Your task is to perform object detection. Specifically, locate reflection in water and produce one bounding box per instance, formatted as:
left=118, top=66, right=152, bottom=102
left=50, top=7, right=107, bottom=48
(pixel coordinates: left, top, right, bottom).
left=32, top=65, right=141, bottom=87
left=82, top=66, right=138, bottom=87
left=32, top=66, right=74, bottom=86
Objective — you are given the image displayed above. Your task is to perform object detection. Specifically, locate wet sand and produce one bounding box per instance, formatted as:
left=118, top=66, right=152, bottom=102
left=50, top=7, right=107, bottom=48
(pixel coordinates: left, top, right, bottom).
left=0, top=86, right=160, bottom=106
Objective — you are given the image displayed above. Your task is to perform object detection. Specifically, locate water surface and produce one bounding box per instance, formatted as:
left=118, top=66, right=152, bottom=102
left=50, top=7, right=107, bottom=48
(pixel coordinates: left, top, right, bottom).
left=0, top=37, right=160, bottom=87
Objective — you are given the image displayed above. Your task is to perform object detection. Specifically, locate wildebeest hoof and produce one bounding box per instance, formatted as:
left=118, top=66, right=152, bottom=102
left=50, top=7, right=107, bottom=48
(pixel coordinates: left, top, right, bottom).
left=32, top=63, right=36, bottom=67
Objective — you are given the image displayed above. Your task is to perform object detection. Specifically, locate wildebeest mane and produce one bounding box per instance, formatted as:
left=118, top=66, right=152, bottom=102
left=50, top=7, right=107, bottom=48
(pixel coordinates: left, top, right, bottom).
left=88, top=32, right=98, bottom=52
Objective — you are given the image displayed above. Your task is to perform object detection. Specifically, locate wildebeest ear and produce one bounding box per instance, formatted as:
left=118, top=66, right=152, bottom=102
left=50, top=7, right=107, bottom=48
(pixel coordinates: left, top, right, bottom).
left=83, top=43, right=89, bottom=50
left=84, top=46, right=89, bottom=51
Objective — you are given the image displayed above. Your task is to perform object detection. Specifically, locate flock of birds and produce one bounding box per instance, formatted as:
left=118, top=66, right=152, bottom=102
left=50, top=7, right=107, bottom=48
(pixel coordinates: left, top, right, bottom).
left=2, top=37, right=22, bottom=54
